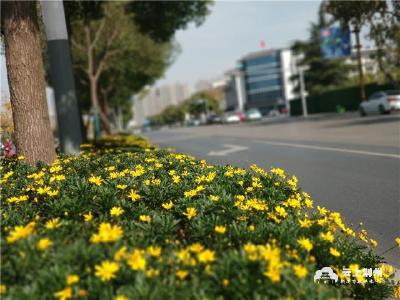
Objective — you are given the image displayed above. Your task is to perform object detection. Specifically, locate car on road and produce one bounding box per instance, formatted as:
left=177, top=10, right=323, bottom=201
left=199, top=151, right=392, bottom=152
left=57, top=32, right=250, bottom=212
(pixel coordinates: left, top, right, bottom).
left=245, top=108, right=262, bottom=121
left=359, top=90, right=400, bottom=116
left=206, top=114, right=223, bottom=124
left=222, top=111, right=241, bottom=124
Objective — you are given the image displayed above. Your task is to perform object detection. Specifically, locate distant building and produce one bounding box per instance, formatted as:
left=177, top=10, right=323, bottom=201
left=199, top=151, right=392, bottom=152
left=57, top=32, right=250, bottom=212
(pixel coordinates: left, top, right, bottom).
left=224, top=48, right=298, bottom=115
left=345, top=48, right=379, bottom=77
left=132, top=82, right=190, bottom=126
left=195, top=80, right=213, bottom=92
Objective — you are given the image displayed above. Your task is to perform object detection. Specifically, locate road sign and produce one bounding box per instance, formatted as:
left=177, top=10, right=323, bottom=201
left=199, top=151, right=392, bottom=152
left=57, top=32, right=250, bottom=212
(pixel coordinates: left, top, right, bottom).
left=320, top=27, right=351, bottom=59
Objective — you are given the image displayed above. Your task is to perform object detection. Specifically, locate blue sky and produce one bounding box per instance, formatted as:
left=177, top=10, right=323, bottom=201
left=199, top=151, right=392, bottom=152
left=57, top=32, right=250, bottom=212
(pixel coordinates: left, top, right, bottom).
left=157, top=1, right=322, bottom=88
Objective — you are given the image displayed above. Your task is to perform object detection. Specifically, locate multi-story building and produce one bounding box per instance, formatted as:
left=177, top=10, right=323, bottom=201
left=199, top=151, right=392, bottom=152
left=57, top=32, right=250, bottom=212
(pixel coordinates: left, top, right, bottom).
left=224, top=48, right=298, bottom=115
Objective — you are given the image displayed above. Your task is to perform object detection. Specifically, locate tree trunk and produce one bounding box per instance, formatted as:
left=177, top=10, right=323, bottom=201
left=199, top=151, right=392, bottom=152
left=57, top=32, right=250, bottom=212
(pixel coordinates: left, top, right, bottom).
left=89, top=76, right=113, bottom=134
left=2, top=1, right=56, bottom=165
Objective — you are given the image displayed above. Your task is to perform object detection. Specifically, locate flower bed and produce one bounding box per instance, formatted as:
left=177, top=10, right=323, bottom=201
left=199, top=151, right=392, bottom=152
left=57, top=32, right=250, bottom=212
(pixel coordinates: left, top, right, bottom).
left=1, top=135, right=397, bottom=299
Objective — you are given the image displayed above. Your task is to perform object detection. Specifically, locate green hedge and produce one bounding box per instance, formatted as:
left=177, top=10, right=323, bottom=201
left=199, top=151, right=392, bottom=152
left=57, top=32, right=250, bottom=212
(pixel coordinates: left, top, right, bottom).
left=0, top=136, right=398, bottom=299
left=290, top=83, right=395, bottom=116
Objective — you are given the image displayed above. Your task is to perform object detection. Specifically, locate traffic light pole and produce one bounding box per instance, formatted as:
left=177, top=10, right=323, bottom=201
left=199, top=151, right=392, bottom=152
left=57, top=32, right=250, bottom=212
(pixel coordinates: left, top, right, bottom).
left=41, top=0, right=82, bottom=154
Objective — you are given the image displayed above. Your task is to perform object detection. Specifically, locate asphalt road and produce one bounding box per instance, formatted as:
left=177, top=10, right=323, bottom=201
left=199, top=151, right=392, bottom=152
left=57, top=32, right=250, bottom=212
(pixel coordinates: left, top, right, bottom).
left=143, top=113, right=400, bottom=267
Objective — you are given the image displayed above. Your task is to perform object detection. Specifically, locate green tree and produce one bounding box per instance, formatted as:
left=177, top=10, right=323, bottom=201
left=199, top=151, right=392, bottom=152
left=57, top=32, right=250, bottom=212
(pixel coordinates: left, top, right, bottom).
left=325, top=0, right=388, bottom=99
left=127, top=1, right=212, bottom=42
left=291, top=22, right=352, bottom=96
left=65, top=1, right=212, bottom=134
left=367, top=0, right=400, bottom=88
left=65, top=2, right=175, bottom=134
left=184, top=92, right=221, bottom=117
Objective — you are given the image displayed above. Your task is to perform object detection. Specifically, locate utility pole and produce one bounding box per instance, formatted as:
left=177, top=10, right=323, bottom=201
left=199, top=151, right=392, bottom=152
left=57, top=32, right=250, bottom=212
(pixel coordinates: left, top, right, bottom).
left=299, top=67, right=308, bottom=117
left=41, top=0, right=82, bottom=153
left=353, top=24, right=366, bottom=101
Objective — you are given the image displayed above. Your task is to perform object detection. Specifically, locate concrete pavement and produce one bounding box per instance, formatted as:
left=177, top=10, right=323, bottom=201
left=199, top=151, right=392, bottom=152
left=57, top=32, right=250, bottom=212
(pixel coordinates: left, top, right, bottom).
left=143, top=113, right=400, bottom=267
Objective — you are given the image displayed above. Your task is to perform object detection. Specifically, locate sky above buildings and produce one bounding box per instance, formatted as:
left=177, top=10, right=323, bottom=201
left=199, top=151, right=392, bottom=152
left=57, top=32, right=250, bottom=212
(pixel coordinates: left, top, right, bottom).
left=156, top=1, right=322, bottom=88
left=1, top=0, right=371, bottom=103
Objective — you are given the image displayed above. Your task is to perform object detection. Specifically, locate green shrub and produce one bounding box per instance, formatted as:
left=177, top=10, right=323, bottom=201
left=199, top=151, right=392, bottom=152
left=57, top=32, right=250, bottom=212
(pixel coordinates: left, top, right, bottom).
left=0, top=136, right=397, bottom=299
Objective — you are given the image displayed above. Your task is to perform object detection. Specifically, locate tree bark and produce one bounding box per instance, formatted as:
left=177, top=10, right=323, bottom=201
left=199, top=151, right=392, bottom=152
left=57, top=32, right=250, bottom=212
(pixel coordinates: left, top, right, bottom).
left=2, top=1, right=56, bottom=165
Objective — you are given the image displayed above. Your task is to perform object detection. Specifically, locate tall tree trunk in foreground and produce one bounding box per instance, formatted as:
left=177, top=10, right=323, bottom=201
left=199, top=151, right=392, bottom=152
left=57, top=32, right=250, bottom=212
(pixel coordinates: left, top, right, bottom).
left=2, top=1, right=56, bottom=165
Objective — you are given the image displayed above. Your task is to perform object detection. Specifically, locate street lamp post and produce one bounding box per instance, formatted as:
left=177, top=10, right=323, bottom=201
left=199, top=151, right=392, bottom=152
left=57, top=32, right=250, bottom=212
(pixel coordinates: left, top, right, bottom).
left=41, top=0, right=82, bottom=153
left=298, top=66, right=309, bottom=117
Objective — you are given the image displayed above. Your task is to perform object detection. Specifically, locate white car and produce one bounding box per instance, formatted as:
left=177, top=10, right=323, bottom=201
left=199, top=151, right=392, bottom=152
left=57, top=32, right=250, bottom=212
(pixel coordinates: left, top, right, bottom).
left=223, top=112, right=241, bottom=124
left=359, top=90, right=400, bottom=116
left=245, top=108, right=262, bottom=121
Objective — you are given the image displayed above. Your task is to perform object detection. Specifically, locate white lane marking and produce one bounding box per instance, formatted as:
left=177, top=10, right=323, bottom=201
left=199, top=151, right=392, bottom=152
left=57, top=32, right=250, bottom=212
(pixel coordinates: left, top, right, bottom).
left=254, top=140, right=400, bottom=159
left=208, top=144, right=249, bottom=156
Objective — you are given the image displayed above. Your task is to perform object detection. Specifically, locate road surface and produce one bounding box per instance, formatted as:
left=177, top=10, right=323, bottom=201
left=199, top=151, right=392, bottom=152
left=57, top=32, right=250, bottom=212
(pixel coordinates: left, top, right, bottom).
left=143, top=113, right=400, bottom=266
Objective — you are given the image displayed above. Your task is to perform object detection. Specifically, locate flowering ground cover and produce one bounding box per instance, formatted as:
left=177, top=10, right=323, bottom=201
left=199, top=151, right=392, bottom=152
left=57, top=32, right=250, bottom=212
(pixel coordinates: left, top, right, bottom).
left=1, top=135, right=398, bottom=299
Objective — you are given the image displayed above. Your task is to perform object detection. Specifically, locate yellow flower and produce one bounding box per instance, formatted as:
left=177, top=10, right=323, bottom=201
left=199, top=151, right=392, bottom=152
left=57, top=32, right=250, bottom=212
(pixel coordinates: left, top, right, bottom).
left=114, top=246, right=128, bottom=261
left=394, top=283, right=400, bottom=299
left=37, top=238, right=53, bottom=251
left=116, top=184, right=128, bottom=190
left=145, top=268, right=160, bottom=278
left=83, top=212, right=93, bottom=222
left=183, top=207, right=197, bottom=220
left=127, top=249, right=146, bottom=271
left=45, top=218, right=62, bottom=230
left=176, top=270, right=189, bottom=280
left=90, top=223, right=123, bottom=243
left=214, top=225, right=226, bottom=234
left=128, top=189, right=141, bottom=202
left=110, top=206, right=124, bottom=217
left=66, top=274, right=80, bottom=285
left=210, top=195, right=220, bottom=202
left=88, top=175, right=103, bottom=186
left=197, top=249, right=215, bottom=263
left=7, top=221, right=36, bottom=243
left=395, top=237, right=400, bottom=247
left=293, top=265, right=308, bottom=278
left=297, top=238, right=313, bottom=252
left=115, top=295, right=129, bottom=300
left=147, top=246, right=161, bottom=257
left=275, top=206, right=287, bottom=218
left=317, top=206, right=328, bottom=216
left=78, top=289, right=88, bottom=297
left=329, top=247, right=341, bottom=257
left=47, top=189, right=59, bottom=197
left=54, top=286, right=73, bottom=300
left=37, top=185, right=51, bottom=195
left=298, top=218, right=312, bottom=228
left=162, top=201, right=174, bottom=210
left=248, top=225, right=255, bottom=232
left=320, top=231, right=334, bottom=243
left=139, top=215, right=151, bottom=223
left=370, top=239, right=378, bottom=247
left=50, top=165, right=63, bottom=173
left=0, top=284, right=6, bottom=295
left=94, top=260, right=119, bottom=281
left=222, top=279, right=230, bottom=287
left=172, top=175, right=181, bottom=183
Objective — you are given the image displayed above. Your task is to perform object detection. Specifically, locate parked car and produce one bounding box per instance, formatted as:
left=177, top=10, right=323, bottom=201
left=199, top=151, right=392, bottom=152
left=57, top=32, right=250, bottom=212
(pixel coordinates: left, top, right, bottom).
left=206, top=114, right=223, bottom=124
left=222, top=111, right=241, bottom=124
left=245, top=108, right=262, bottom=121
left=359, top=90, right=400, bottom=116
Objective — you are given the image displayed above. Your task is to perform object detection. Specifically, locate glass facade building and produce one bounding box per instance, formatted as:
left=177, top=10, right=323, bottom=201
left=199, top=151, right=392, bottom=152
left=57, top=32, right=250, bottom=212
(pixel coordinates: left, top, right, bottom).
left=239, top=50, right=286, bottom=114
